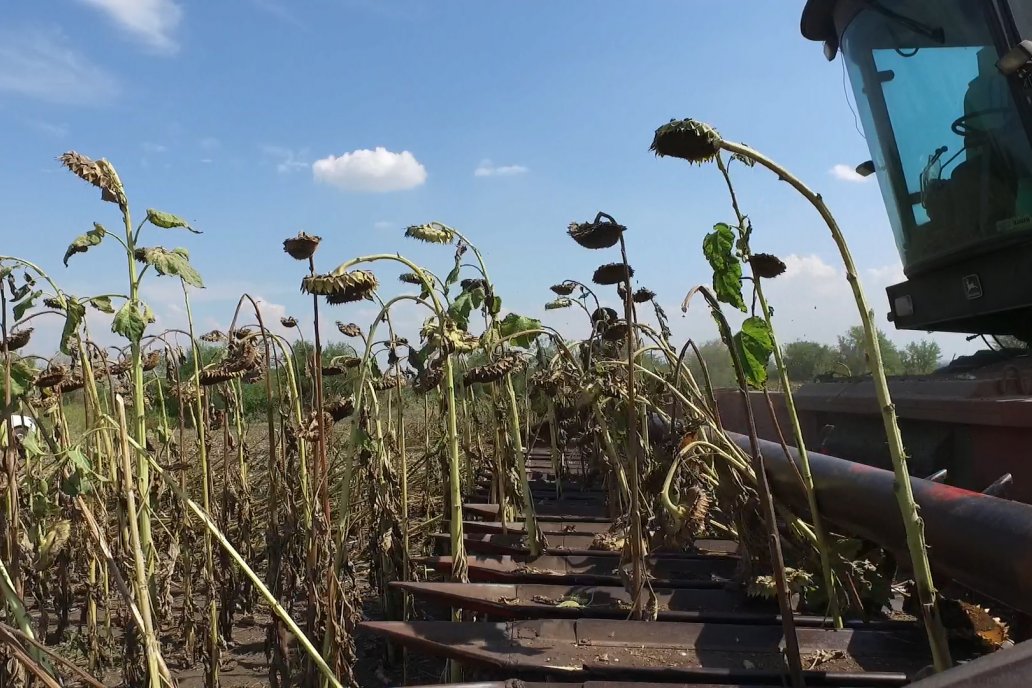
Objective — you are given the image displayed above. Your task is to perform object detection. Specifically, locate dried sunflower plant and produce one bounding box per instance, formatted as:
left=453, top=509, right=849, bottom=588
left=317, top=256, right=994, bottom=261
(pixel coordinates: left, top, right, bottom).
left=0, top=121, right=972, bottom=688
left=651, top=118, right=953, bottom=673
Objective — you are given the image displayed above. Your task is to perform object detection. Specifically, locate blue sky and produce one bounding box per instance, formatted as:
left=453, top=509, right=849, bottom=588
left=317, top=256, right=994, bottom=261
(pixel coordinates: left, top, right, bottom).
left=0, top=1, right=979, bottom=359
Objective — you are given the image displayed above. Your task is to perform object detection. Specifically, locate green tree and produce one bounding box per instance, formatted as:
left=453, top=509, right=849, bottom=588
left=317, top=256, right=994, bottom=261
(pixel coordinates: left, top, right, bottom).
left=686, top=339, right=736, bottom=388
left=781, top=340, right=837, bottom=382
left=900, top=340, right=942, bottom=375
left=837, top=325, right=904, bottom=376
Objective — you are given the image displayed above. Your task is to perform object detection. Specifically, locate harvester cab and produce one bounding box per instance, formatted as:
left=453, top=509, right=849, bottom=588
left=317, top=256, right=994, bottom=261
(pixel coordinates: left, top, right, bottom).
left=802, top=0, right=1032, bottom=339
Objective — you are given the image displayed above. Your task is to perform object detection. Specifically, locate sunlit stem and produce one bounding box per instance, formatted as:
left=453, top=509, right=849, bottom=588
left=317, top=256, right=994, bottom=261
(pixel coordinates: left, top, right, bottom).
left=713, top=152, right=842, bottom=628
left=719, top=138, right=951, bottom=671
left=182, top=285, right=219, bottom=686
left=502, top=374, right=541, bottom=555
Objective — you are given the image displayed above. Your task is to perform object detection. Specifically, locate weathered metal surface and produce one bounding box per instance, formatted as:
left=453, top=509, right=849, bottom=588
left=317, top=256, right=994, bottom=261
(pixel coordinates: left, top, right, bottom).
left=360, top=619, right=927, bottom=683
left=458, top=520, right=613, bottom=536
left=403, top=681, right=783, bottom=688
left=717, top=379, right=1032, bottom=503
left=403, top=683, right=816, bottom=688
left=582, top=663, right=911, bottom=686
left=411, top=554, right=735, bottom=588
left=394, top=581, right=913, bottom=633
left=384, top=434, right=1010, bottom=687
left=431, top=533, right=737, bottom=559
left=391, top=581, right=906, bottom=630
left=392, top=581, right=765, bottom=620
left=464, top=502, right=611, bottom=522
left=728, top=431, right=1032, bottom=615
left=906, top=636, right=1032, bottom=687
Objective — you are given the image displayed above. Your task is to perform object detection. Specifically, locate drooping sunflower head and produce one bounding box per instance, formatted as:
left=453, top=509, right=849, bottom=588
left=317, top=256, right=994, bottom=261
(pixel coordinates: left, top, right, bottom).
left=4, top=328, right=32, bottom=352
left=650, top=118, right=722, bottom=164
left=545, top=298, right=572, bottom=311
left=282, top=232, right=322, bottom=261
left=336, top=321, right=362, bottom=337
left=633, top=287, right=656, bottom=303
left=550, top=282, right=577, bottom=296
left=592, top=263, right=634, bottom=286
left=58, top=151, right=126, bottom=206
left=567, top=213, right=626, bottom=250
left=463, top=353, right=527, bottom=386
left=404, top=222, right=455, bottom=245
left=302, top=270, right=378, bottom=304
left=601, top=321, right=630, bottom=342
left=749, top=253, right=787, bottom=279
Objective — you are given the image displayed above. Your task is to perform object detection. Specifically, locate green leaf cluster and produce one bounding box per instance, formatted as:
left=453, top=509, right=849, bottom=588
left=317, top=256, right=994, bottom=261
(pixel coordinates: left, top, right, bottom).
left=702, top=223, right=745, bottom=312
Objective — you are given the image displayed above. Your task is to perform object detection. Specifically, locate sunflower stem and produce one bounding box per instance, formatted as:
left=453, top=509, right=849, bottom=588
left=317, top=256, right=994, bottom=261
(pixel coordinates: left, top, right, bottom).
left=719, top=138, right=952, bottom=672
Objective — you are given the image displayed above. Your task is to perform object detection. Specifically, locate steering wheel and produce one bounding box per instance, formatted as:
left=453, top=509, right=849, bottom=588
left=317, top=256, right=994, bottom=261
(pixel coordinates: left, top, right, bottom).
left=952, top=107, right=1011, bottom=137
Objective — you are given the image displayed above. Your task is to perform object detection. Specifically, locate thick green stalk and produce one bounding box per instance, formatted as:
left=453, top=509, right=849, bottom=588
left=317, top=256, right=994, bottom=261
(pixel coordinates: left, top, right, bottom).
left=444, top=355, right=468, bottom=581
left=122, top=209, right=154, bottom=581
left=488, top=384, right=511, bottom=526
left=503, top=374, right=541, bottom=555
left=757, top=284, right=840, bottom=625
left=182, top=286, right=220, bottom=686
left=461, top=386, right=475, bottom=491
left=115, top=397, right=161, bottom=688
left=590, top=401, right=630, bottom=509
left=545, top=398, right=562, bottom=499
left=0, top=555, right=38, bottom=660
left=0, top=287, right=21, bottom=600
left=398, top=378, right=410, bottom=687
left=720, top=139, right=952, bottom=671
left=617, top=236, right=646, bottom=619
left=397, top=379, right=410, bottom=584
left=715, top=153, right=841, bottom=627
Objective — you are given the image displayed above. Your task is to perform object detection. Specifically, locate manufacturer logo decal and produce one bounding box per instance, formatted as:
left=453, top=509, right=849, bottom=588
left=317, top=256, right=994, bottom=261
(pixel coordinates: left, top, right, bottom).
left=963, top=274, right=983, bottom=300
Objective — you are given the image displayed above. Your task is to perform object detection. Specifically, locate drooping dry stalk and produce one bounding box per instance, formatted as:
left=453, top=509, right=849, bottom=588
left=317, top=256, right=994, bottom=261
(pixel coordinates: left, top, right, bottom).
left=0, top=285, right=22, bottom=601
left=691, top=286, right=805, bottom=688
left=714, top=153, right=841, bottom=628
left=74, top=495, right=174, bottom=683
left=617, top=235, right=647, bottom=619
left=0, top=554, right=37, bottom=659
left=718, top=138, right=952, bottom=672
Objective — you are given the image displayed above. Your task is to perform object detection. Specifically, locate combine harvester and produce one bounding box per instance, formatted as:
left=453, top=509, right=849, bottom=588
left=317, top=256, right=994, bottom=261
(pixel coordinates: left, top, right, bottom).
left=360, top=2, right=1032, bottom=685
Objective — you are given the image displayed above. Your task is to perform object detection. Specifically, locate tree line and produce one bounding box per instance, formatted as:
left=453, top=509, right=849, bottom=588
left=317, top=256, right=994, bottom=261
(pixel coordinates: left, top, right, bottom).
left=687, top=325, right=944, bottom=388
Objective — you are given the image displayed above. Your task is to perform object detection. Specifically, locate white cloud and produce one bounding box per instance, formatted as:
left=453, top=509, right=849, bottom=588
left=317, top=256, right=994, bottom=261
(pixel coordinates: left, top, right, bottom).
left=78, top=0, right=183, bottom=53
left=262, top=145, right=309, bottom=174
left=830, top=163, right=871, bottom=183
left=711, top=253, right=974, bottom=357
left=199, top=136, right=220, bottom=149
left=313, top=147, right=427, bottom=192
left=374, top=221, right=393, bottom=230
left=0, top=29, right=119, bottom=105
left=142, top=142, right=167, bottom=153
left=474, top=159, right=528, bottom=177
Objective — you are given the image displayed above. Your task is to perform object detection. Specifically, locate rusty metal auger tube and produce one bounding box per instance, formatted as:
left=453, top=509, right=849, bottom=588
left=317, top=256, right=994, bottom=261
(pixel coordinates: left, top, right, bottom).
left=725, top=432, right=1032, bottom=616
